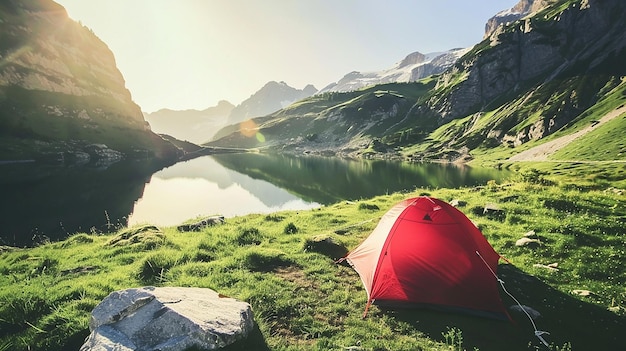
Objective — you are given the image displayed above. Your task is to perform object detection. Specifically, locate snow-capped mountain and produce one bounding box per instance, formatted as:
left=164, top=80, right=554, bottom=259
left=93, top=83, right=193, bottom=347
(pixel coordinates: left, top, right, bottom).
left=318, top=48, right=470, bottom=94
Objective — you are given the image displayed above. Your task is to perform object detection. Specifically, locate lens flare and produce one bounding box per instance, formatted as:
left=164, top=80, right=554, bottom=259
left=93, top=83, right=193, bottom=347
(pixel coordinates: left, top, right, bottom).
left=239, top=119, right=258, bottom=138
left=239, top=119, right=266, bottom=142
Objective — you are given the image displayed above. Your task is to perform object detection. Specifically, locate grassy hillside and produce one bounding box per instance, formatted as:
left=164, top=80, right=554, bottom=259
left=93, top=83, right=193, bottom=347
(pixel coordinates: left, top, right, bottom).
left=207, top=81, right=435, bottom=151
left=1, top=178, right=624, bottom=350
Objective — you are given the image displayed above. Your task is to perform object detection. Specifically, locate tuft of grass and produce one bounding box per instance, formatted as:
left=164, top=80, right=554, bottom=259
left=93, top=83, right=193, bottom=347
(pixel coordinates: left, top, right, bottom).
left=283, top=222, right=298, bottom=234
left=108, top=225, right=166, bottom=250
left=239, top=247, right=294, bottom=272
left=137, top=251, right=190, bottom=284
left=358, top=202, right=380, bottom=211
left=236, top=227, right=264, bottom=246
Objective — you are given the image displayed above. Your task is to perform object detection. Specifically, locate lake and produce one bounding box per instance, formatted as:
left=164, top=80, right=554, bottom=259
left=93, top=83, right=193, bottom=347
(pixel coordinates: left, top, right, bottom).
left=0, top=153, right=511, bottom=246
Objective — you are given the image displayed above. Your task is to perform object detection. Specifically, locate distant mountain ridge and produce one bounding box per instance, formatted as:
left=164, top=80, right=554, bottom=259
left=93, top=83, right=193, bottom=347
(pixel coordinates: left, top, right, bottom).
left=145, top=81, right=318, bottom=144
left=144, top=100, right=234, bottom=144
left=227, top=81, right=317, bottom=125
left=318, top=48, right=470, bottom=94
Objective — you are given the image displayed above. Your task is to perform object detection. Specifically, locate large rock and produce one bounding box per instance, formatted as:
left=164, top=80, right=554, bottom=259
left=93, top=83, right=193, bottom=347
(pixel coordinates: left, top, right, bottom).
left=80, top=287, right=255, bottom=351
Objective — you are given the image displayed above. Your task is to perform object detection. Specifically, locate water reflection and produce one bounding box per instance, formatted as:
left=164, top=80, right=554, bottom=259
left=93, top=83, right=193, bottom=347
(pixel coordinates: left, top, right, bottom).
left=0, top=160, right=158, bottom=247
left=0, top=153, right=511, bottom=246
left=211, top=153, right=511, bottom=204
left=127, top=156, right=320, bottom=226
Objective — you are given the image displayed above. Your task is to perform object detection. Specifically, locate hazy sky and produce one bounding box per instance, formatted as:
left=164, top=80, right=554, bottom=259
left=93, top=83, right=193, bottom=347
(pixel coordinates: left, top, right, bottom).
left=55, top=0, right=518, bottom=113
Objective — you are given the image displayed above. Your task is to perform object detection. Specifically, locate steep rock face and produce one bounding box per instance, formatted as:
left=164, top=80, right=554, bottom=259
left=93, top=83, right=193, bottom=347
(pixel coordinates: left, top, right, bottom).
left=484, top=0, right=556, bottom=38
left=426, top=0, right=626, bottom=124
left=319, top=49, right=469, bottom=94
left=0, top=0, right=179, bottom=161
left=227, top=81, right=317, bottom=125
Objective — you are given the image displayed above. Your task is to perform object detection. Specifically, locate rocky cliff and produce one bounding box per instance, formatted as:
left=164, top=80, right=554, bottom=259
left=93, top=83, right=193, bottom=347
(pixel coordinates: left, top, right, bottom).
left=484, top=0, right=556, bottom=38
left=0, top=0, right=180, bottom=163
left=421, top=0, right=626, bottom=127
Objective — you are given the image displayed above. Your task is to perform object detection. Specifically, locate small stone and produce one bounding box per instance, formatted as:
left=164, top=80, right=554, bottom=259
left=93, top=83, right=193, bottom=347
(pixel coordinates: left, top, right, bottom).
left=524, top=230, right=537, bottom=238
left=450, top=199, right=466, bottom=207
left=515, top=237, right=541, bottom=247
left=177, top=215, right=225, bottom=232
left=483, top=203, right=501, bottom=213
left=571, top=289, right=595, bottom=297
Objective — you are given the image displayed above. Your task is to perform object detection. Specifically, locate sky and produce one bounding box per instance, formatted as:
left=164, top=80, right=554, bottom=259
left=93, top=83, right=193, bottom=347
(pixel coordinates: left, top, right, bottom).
left=54, top=0, right=519, bottom=113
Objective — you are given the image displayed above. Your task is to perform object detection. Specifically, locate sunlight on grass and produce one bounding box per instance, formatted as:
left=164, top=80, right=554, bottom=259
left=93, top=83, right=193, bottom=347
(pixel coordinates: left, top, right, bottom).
left=1, top=180, right=625, bottom=350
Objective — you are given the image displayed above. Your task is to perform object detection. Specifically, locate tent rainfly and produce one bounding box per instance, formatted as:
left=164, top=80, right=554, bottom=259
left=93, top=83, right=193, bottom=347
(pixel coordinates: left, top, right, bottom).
left=342, top=196, right=510, bottom=320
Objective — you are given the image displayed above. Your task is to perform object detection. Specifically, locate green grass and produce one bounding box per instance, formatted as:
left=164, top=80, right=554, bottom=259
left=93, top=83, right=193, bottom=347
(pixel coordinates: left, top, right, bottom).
left=1, top=179, right=625, bottom=351
left=552, top=116, right=626, bottom=161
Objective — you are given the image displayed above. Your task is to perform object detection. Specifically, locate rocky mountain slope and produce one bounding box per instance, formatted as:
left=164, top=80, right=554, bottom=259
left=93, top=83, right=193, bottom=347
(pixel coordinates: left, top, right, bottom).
left=144, top=100, right=234, bottom=144
left=415, top=0, right=626, bottom=151
left=484, top=0, right=556, bottom=38
left=208, top=0, right=626, bottom=163
left=318, top=49, right=469, bottom=94
left=227, top=81, right=317, bottom=125
left=0, top=0, right=180, bottom=164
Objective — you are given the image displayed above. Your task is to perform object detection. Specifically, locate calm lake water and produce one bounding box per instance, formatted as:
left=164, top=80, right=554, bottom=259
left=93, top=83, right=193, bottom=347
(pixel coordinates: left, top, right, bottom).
left=0, top=153, right=511, bottom=246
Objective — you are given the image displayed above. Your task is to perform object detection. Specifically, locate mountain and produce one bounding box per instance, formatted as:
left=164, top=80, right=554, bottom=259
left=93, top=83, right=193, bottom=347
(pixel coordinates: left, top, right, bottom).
left=484, top=0, right=556, bottom=38
left=0, top=0, right=180, bottom=165
left=227, top=81, right=317, bottom=125
left=208, top=0, right=626, bottom=164
left=318, top=49, right=470, bottom=94
left=144, top=100, right=234, bottom=144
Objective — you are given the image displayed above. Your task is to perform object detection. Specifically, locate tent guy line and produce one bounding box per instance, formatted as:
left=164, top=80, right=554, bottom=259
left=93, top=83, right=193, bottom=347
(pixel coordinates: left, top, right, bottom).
left=476, top=250, right=551, bottom=348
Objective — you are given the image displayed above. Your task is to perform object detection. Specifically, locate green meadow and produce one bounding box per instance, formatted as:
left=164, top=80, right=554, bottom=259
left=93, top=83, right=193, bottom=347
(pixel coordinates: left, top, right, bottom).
left=1, top=169, right=624, bottom=351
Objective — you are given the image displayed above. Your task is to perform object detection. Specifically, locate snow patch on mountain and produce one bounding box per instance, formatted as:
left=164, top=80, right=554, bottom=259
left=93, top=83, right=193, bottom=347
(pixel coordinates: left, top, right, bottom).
left=318, top=48, right=470, bottom=94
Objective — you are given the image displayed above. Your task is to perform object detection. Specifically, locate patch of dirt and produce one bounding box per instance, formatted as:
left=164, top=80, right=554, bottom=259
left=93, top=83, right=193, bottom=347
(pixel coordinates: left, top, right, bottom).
left=274, top=266, right=316, bottom=289
left=508, top=104, right=626, bottom=161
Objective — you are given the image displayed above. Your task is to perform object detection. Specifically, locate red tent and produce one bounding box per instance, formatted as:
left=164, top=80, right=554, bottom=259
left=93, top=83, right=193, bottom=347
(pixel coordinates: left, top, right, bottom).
left=344, top=196, right=509, bottom=320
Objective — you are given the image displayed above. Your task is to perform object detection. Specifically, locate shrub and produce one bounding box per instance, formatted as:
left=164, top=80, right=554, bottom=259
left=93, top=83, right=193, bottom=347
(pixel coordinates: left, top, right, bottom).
left=520, top=168, right=554, bottom=185
left=265, top=214, right=285, bottom=222
left=284, top=222, right=298, bottom=234
left=236, top=227, right=263, bottom=245
left=358, top=203, right=380, bottom=211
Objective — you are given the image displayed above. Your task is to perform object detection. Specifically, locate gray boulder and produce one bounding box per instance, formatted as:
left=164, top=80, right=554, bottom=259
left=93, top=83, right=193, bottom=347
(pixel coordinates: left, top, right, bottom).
left=177, top=215, right=225, bottom=232
left=80, top=286, right=255, bottom=351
